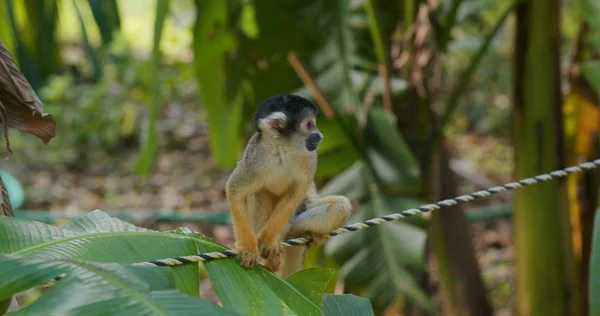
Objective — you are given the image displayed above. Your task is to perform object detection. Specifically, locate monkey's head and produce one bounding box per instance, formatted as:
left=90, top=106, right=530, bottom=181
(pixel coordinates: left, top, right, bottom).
left=254, top=94, right=323, bottom=153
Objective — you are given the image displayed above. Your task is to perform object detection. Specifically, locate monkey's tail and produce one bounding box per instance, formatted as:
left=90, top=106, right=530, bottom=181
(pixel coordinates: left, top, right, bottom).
left=279, top=246, right=306, bottom=278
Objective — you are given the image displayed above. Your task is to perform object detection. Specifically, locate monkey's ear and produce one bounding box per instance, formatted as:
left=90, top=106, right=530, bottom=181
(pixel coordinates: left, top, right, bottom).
left=258, top=112, right=287, bottom=138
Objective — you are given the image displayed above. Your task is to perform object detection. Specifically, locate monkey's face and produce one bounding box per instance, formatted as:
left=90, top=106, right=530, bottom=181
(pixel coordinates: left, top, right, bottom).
left=300, top=116, right=323, bottom=152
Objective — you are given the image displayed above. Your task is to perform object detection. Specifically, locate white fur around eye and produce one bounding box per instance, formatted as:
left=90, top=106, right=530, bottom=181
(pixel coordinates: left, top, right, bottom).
left=258, top=111, right=287, bottom=136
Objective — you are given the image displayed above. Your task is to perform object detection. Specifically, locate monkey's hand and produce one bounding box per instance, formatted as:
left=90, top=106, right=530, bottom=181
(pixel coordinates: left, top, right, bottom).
left=302, top=231, right=328, bottom=248
left=237, top=247, right=260, bottom=268
left=258, top=239, right=282, bottom=259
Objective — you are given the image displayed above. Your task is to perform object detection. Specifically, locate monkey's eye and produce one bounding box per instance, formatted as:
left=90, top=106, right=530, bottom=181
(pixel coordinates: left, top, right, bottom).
left=305, top=122, right=315, bottom=130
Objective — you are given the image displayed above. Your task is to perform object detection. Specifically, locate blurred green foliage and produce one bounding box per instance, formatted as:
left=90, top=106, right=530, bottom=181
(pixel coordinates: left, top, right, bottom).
left=1, top=0, right=600, bottom=314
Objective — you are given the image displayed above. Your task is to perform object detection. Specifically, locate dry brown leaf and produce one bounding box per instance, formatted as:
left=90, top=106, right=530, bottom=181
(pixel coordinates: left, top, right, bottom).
left=0, top=38, right=56, bottom=153
left=0, top=177, right=14, bottom=216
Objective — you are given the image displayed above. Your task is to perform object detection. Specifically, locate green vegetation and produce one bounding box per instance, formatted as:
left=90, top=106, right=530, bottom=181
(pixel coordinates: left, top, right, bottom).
left=1, top=0, right=600, bottom=315
left=0, top=210, right=371, bottom=315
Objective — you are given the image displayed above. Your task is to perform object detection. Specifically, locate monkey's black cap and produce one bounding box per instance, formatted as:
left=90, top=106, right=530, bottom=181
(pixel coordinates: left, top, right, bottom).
left=253, top=94, right=318, bottom=133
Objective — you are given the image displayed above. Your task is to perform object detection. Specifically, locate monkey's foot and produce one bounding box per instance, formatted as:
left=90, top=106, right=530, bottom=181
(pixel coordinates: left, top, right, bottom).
left=302, top=232, right=328, bottom=248
left=258, top=240, right=282, bottom=259
left=237, top=248, right=260, bottom=268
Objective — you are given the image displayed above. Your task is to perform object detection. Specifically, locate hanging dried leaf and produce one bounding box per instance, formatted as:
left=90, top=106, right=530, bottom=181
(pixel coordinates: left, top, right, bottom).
left=0, top=38, right=56, bottom=154
left=0, top=177, right=13, bottom=216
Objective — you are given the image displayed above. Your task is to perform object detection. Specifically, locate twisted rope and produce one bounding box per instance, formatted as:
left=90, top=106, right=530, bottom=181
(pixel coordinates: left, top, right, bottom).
left=132, top=158, right=600, bottom=268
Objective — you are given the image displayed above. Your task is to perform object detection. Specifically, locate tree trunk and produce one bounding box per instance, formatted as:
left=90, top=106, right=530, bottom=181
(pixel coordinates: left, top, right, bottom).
left=512, top=0, right=582, bottom=314
left=565, top=21, right=600, bottom=314
left=428, top=147, right=493, bottom=316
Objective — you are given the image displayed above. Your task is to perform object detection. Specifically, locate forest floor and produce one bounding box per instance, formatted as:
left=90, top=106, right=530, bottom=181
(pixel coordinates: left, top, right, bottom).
left=4, top=129, right=516, bottom=315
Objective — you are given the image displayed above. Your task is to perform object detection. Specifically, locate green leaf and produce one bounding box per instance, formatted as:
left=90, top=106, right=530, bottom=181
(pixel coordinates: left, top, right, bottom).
left=582, top=61, right=600, bottom=98
left=590, top=211, right=600, bottom=314
left=324, top=188, right=433, bottom=313
left=363, top=0, right=386, bottom=66
left=87, top=0, right=121, bottom=46
left=193, top=0, right=242, bottom=169
left=439, top=2, right=515, bottom=128
left=316, top=147, right=360, bottom=180
left=319, top=162, right=368, bottom=202
left=0, top=297, right=10, bottom=314
left=322, top=294, right=374, bottom=316
left=0, top=210, right=209, bottom=297
left=333, top=0, right=361, bottom=113
left=318, top=118, right=354, bottom=154
left=315, top=116, right=360, bottom=179
left=135, top=0, right=170, bottom=175
left=370, top=192, right=432, bottom=311
left=5, top=0, right=61, bottom=89
left=364, top=108, right=421, bottom=188
left=0, top=254, right=236, bottom=315
left=285, top=267, right=335, bottom=306
left=239, top=2, right=259, bottom=39
left=74, top=0, right=102, bottom=81
left=0, top=1, right=16, bottom=56
left=4, top=0, right=44, bottom=89
left=285, top=0, right=362, bottom=114
left=195, top=240, right=324, bottom=316
left=579, top=0, right=600, bottom=30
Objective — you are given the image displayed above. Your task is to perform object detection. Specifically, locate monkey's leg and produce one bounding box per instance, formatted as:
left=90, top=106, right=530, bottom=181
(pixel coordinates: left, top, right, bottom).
left=288, top=195, right=352, bottom=245
left=258, top=186, right=307, bottom=260
left=279, top=195, right=353, bottom=278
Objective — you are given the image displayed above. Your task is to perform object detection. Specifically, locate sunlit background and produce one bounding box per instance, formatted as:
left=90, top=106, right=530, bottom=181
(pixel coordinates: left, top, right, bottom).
left=1, top=0, right=599, bottom=315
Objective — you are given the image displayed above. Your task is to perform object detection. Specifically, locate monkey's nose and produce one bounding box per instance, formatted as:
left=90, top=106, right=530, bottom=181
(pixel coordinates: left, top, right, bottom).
left=307, top=133, right=322, bottom=144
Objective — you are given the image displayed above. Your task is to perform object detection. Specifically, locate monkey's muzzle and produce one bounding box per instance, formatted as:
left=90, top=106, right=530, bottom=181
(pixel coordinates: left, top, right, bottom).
left=306, top=132, right=323, bottom=151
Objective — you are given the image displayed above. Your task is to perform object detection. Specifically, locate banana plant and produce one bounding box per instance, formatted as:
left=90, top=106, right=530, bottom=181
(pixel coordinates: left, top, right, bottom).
left=0, top=210, right=374, bottom=315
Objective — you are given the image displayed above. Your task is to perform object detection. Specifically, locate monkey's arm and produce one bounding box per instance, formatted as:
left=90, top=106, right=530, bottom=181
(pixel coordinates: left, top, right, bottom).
left=225, top=160, right=261, bottom=267
left=257, top=182, right=309, bottom=259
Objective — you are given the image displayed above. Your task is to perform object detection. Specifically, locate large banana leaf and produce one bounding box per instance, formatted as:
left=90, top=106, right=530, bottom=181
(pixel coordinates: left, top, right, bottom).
left=194, top=231, right=330, bottom=315
left=283, top=267, right=375, bottom=316
left=0, top=210, right=370, bottom=315
left=0, top=210, right=202, bottom=296
left=322, top=294, right=374, bottom=316
left=315, top=116, right=360, bottom=180
left=363, top=108, right=421, bottom=189
left=285, top=268, right=336, bottom=307
left=319, top=161, right=368, bottom=202
left=323, top=167, right=432, bottom=313
left=227, top=0, right=334, bottom=118
left=325, top=201, right=431, bottom=311
left=0, top=254, right=235, bottom=315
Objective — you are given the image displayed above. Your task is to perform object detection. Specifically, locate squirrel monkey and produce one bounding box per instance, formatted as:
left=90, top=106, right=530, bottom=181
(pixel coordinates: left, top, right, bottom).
left=225, top=94, right=353, bottom=277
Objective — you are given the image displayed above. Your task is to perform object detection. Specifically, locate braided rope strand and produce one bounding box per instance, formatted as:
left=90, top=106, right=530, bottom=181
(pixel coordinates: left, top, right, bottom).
left=132, top=158, right=600, bottom=268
